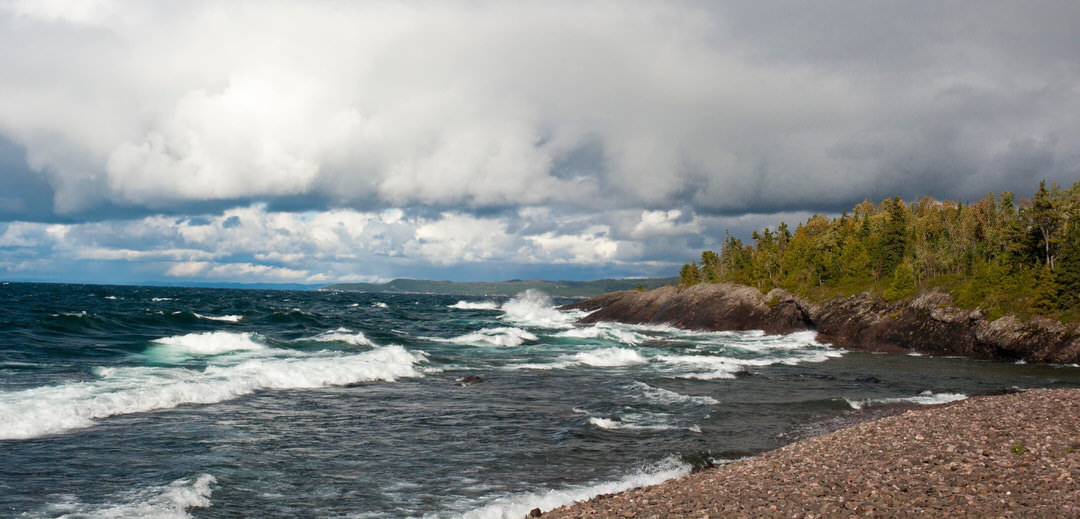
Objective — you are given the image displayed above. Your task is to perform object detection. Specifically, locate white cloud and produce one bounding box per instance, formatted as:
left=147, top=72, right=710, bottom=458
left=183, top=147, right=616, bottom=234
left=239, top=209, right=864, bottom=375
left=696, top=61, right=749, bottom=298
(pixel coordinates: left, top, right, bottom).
left=527, top=226, right=619, bottom=264
left=7, top=1, right=1073, bottom=217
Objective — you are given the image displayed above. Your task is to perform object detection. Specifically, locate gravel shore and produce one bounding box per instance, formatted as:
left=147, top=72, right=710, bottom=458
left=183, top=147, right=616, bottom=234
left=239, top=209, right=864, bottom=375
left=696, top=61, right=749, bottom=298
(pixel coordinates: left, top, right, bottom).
left=541, top=388, right=1080, bottom=518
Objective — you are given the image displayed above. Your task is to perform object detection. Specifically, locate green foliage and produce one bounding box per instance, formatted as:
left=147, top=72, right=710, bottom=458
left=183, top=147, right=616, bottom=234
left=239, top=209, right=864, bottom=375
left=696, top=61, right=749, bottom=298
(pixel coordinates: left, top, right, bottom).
left=676, top=179, right=1080, bottom=321
left=883, top=261, right=917, bottom=302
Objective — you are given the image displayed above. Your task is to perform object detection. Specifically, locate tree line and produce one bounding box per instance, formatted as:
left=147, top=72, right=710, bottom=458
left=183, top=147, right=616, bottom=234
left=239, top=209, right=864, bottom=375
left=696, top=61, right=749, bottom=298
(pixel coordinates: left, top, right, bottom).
left=679, top=180, right=1080, bottom=321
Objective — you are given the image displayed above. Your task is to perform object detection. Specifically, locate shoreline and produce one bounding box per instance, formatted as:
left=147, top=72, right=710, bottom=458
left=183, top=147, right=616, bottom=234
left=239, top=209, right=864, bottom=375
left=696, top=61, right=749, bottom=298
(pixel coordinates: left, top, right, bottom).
left=537, top=388, right=1080, bottom=518
left=562, top=283, right=1080, bottom=364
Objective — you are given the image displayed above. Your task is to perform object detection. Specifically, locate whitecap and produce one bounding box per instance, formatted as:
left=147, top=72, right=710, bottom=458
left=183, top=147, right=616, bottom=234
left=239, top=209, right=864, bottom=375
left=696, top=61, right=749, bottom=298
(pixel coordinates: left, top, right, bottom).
left=449, top=300, right=500, bottom=310
left=192, top=313, right=243, bottom=323
left=448, top=456, right=689, bottom=519
left=556, top=324, right=644, bottom=345
left=629, top=381, right=718, bottom=405
left=43, top=474, right=215, bottom=519
left=845, top=391, right=968, bottom=410
left=372, top=302, right=389, bottom=309
left=104, top=295, right=118, bottom=300
left=307, top=328, right=376, bottom=347
left=432, top=327, right=538, bottom=347
left=151, top=297, right=173, bottom=302
left=0, top=346, right=424, bottom=440
left=148, top=331, right=267, bottom=359
left=569, top=348, right=647, bottom=368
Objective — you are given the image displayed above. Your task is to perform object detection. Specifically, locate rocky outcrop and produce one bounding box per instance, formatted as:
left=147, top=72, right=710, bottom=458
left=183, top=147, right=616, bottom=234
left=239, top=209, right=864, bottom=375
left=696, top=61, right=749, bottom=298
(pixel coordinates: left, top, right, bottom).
left=563, top=284, right=1080, bottom=364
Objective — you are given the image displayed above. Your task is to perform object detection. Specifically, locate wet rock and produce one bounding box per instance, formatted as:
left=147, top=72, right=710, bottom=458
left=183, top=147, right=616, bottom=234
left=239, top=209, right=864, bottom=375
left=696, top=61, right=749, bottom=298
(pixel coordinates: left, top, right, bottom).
left=457, top=375, right=485, bottom=387
left=528, top=507, right=542, bottom=517
left=562, top=284, right=1080, bottom=364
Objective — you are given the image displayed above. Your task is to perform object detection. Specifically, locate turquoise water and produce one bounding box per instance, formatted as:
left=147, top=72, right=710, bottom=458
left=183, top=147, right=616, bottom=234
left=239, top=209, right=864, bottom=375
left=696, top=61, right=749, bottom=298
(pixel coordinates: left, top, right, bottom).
left=2, top=282, right=1079, bottom=518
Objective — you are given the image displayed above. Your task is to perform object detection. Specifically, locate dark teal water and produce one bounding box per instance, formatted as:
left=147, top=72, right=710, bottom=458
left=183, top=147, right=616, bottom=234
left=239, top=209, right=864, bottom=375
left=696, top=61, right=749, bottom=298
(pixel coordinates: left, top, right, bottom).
left=2, top=282, right=1079, bottom=518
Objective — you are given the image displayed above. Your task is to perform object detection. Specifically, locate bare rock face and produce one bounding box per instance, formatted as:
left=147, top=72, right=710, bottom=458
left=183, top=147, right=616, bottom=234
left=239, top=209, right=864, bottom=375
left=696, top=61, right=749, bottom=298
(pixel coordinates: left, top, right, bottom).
left=563, top=284, right=1080, bottom=364
left=571, top=284, right=811, bottom=335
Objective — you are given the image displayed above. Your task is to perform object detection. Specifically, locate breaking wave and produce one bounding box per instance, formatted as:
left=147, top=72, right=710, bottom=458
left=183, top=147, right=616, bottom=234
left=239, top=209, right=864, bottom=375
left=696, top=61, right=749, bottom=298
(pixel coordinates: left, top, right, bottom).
left=569, top=348, right=648, bottom=368
left=147, top=331, right=267, bottom=359
left=432, top=327, right=538, bottom=347
left=449, top=301, right=500, bottom=310
left=845, top=391, right=968, bottom=410
left=41, top=474, right=217, bottom=519
left=0, top=344, right=424, bottom=440
left=500, top=290, right=581, bottom=329
left=306, top=328, right=377, bottom=347
left=450, top=457, right=690, bottom=519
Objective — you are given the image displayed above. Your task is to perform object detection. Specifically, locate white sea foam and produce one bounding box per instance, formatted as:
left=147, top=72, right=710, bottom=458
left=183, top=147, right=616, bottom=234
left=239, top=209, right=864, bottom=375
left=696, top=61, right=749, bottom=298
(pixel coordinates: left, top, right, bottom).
left=192, top=313, right=243, bottom=322
left=658, top=347, right=844, bottom=380
left=151, top=297, right=173, bottom=302
left=435, top=327, right=539, bottom=347
left=587, top=414, right=677, bottom=431
left=0, top=345, right=424, bottom=440
left=148, top=331, right=268, bottom=359
left=630, top=381, right=718, bottom=406
left=500, top=290, right=581, bottom=329
left=845, top=391, right=968, bottom=410
left=104, top=295, right=118, bottom=300
left=449, top=300, right=501, bottom=310
left=655, top=354, right=769, bottom=379
left=556, top=324, right=644, bottom=345
left=569, top=348, right=647, bottom=368
left=43, top=474, right=216, bottom=519
left=372, top=302, right=389, bottom=309
left=308, top=328, right=377, bottom=347
left=449, top=457, right=690, bottom=519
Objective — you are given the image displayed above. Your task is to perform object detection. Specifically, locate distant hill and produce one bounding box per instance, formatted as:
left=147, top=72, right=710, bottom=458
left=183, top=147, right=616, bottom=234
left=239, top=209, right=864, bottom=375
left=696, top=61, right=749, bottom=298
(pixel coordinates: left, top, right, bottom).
left=321, top=278, right=676, bottom=298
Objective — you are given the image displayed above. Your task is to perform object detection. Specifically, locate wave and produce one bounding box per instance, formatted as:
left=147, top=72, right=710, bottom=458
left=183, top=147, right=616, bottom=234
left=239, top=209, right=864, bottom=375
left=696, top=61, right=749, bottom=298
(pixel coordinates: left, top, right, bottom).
left=43, top=474, right=216, bottom=519
left=845, top=391, right=968, bottom=410
left=629, top=381, right=718, bottom=406
left=449, top=300, right=501, bottom=310
left=307, top=328, right=376, bottom=347
left=192, top=313, right=243, bottom=323
left=555, top=324, right=644, bottom=345
left=450, top=457, right=689, bottom=519
left=0, top=345, right=424, bottom=440
left=569, top=348, right=648, bottom=368
left=499, top=290, right=580, bottom=329
left=371, top=302, right=389, bottom=309
left=147, top=331, right=268, bottom=359
left=587, top=414, right=679, bottom=431
left=657, top=346, right=843, bottom=380
left=432, top=327, right=538, bottom=347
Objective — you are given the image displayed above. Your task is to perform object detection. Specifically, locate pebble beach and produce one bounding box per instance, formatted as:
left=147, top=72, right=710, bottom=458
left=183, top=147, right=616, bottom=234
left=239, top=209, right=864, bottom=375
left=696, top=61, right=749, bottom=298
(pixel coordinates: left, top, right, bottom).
left=542, top=388, right=1080, bottom=518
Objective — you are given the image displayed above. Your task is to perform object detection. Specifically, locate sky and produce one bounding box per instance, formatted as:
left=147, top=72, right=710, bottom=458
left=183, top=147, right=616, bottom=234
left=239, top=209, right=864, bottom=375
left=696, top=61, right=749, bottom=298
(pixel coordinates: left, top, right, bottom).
left=1, top=1, right=1078, bottom=285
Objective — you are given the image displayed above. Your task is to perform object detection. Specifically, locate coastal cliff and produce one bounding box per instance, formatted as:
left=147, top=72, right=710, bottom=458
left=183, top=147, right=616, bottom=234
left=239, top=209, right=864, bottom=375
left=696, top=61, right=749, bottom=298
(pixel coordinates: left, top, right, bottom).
left=563, top=283, right=1080, bottom=364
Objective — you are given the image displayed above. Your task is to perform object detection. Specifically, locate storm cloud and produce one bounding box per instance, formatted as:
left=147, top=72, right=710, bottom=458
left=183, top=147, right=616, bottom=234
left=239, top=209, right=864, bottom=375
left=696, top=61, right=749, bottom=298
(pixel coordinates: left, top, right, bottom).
left=0, top=0, right=1077, bottom=282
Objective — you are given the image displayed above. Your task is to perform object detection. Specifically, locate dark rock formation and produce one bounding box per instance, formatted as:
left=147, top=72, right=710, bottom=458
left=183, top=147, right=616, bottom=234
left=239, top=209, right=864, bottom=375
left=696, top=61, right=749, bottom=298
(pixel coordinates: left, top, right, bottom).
left=457, top=375, right=485, bottom=387
left=562, top=283, right=1080, bottom=364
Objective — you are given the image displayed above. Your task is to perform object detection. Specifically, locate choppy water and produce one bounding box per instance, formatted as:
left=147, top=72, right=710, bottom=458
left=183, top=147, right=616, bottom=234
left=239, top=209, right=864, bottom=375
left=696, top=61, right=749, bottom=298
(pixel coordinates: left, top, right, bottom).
left=2, top=282, right=1079, bottom=518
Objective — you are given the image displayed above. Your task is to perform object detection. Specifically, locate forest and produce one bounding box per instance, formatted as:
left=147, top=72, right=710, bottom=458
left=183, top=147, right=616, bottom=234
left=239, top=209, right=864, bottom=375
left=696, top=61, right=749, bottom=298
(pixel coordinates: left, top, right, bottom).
left=679, top=180, right=1080, bottom=321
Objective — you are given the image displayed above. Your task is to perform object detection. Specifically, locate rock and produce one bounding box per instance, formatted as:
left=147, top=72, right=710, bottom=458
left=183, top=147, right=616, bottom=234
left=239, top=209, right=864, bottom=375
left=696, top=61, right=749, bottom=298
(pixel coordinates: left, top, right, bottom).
left=528, top=507, right=543, bottom=517
left=457, top=375, right=485, bottom=387
left=561, top=284, right=1080, bottom=364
